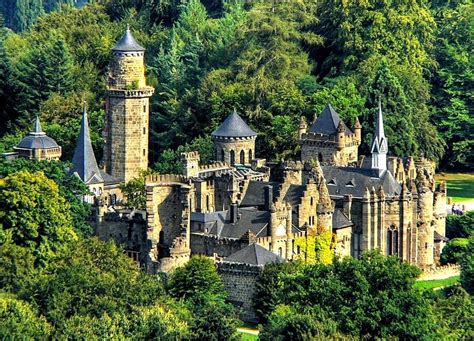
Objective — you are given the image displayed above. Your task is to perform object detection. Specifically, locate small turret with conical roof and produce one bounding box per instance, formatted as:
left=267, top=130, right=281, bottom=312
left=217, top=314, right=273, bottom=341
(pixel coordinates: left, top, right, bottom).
left=211, top=108, right=257, bottom=166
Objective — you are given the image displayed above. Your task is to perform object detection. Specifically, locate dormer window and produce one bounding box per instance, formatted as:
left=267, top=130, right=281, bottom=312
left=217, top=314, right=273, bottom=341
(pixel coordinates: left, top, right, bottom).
left=328, top=178, right=337, bottom=186
left=345, top=179, right=355, bottom=187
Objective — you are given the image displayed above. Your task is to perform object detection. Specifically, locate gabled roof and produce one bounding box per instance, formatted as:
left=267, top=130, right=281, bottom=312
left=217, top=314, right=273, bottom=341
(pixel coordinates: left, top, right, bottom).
left=112, top=27, right=145, bottom=52
left=15, top=116, right=59, bottom=150
left=309, top=104, right=352, bottom=135
left=211, top=110, right=257, bottom=138
left=322, top=166, right=401, bottom=198
left=333, top=209, right=353, bottom=230
left=240, top=181, right=280, bottom=207
left=209, top=207, right=270, bottom=239
left=224, top=243, right=284, bottom=266
left=71, top=108, right=103, bottom=185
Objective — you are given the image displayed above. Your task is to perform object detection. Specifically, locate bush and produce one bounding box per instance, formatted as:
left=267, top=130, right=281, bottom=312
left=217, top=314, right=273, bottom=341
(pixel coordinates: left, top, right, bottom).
left=440, top=238, right=469, bottom=264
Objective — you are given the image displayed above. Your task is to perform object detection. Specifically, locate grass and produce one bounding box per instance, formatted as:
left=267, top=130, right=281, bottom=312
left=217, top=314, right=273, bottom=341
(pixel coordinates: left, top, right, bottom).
left=240, top=332, right=258, bottom=341
left=414, top=275, right=460, bottom=290
left=435, top=173, right=474, bottom=204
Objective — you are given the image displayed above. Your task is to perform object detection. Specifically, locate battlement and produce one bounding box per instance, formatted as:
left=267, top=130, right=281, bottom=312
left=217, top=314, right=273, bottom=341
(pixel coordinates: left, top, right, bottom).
left=145, top=174, right=188, bottom=186
left=198, top=161, right=229, bottom=171
left=181, top=151, right=200, bottom=160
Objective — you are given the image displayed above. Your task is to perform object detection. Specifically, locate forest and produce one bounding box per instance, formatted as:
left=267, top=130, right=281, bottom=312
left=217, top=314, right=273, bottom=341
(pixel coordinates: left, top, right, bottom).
left=0, top=0, right=473, bottom=339
left=0, top=0, right=472, bottom=171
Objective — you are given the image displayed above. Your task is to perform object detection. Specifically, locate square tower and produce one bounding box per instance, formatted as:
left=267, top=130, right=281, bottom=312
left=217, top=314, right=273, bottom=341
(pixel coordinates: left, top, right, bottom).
left=103, top=28, right=154, bottom=183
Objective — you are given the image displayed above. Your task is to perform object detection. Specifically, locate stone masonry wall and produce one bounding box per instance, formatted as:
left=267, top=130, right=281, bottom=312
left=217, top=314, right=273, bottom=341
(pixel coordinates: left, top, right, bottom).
left=214, top=137, right=256, bottom=166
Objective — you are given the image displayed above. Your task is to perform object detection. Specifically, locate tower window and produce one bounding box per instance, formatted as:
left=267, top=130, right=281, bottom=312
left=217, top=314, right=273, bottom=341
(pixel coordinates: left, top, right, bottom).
left=143, top=105, right=146, bottom=113
left=230, top=150, right=235, bottom=166
left=143, top=127, right=146, bottom=135
left=143, top=149, right=146, bottom=156
left=240, top=150, right=245, bottom=164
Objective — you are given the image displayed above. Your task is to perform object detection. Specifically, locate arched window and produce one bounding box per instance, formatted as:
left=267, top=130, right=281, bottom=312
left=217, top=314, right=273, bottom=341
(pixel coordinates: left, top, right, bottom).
left=206, top=195, right=210, bottom=212
left=318, top=153, right=323, bottom=162
left=387, top=225, right=399, bottom=256
left=221, top=149, right=225, bottom=162
left=297, top=245, right=301, bottom=254
left=240, top=150, right=245, bottom=164
left=230, top=150, right=235, bottom=165
left=278, top=247, right=283, bottom=257
left=310, top=197, right=314, bottom=206
left=249, top=149, right=253, bottom=161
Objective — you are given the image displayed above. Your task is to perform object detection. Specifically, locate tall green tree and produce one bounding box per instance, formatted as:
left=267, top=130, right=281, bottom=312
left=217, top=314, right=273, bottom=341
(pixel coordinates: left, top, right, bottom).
left=0, top=171, right=77, bottom=264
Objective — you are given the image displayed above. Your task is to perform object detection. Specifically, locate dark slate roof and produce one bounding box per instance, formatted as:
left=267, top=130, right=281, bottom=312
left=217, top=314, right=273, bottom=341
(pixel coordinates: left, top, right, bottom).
left=16, top=116, right=59, bottom=150
left=309, top=104, right=352, bottom=135
left=100, top=170, right=121, bottom=186
left=333, top=209, right=353, bottom=230
left=434, top=231, right=448, bottom=242
left=212, top=207, right=270, bottom=239
left=240, top=181, right=280, bottom=207
left=71, top=109, right=103, bottom=184
left=112, top=27, right=145, bottom=52
left=211, top=110, right=257, bottom=138
left=322, top=166, right=401, bottom=198
left=283, top=184, right=306, bottom=208
left=223, top=243, right=284, bottom=265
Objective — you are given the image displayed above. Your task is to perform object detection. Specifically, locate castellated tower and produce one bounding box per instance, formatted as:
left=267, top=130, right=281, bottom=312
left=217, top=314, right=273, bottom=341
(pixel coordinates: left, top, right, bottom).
left=103, top=27, right=155, bottom=183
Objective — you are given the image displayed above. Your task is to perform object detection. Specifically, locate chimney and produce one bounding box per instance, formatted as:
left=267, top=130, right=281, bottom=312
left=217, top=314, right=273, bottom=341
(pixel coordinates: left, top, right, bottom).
left=230, top=202, right=238, bottom=224
left=264, top=185, right=273, bottom=211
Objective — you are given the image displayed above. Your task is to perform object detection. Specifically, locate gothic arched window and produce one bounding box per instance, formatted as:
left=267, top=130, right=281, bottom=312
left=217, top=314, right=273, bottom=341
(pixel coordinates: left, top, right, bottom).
left=249, top=149, right=253, bottom=162
left=387, top=225, right=399, bottom=256
left=240, top=150, right=245, bottom=164
left=230, top=150, right=235, bottom=165
left=221, top=149, right=225, bottom=162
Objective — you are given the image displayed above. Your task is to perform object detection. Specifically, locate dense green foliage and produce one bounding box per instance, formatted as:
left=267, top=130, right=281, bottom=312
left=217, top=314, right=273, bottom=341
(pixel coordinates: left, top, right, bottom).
left=446, top=210, right=474, bottom=239
left=0, top=158, right=93, bottom=236
left=0, top=0, right=471, bottom=170
left=461, top=236, right=474, bottom=295
left=168, top=256, right=240, bottom=340
left=440, top=237, right=469, bottom=264
left=255, top=252, right=439, bottom=339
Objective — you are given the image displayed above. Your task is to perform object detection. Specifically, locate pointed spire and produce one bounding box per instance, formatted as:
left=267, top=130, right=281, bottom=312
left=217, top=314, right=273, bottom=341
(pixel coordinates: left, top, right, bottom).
left=31, top=116, right=46, bottom=136
left=371, top=98, right=388, bottom=173
left=112, top=26, right=145, bottom=52
left=71, top=104, right=103, bottom=184
left=354, top=116, right=361, bottom=129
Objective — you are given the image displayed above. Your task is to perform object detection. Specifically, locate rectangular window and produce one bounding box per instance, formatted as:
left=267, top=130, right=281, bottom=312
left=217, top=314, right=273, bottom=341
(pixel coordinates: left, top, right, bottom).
left=143, top=127, right=146, bottom=135
left=143, top=105, right=146, bottom=113
left=143, top=149, right=146, bottom=156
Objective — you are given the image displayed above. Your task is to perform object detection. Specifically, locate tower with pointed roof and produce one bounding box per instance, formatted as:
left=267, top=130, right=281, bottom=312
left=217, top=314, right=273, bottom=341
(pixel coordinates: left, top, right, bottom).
left=371, top=100, right=388, bottom=174
left=13, top=116, right=62, bottom=161
left=71, top=107, right=104, bottom=202
left=103, top=26, right=155, bottom=183
left=211, top=109, right=257, bottom=166
left=300, top=104, right=361, bottom=166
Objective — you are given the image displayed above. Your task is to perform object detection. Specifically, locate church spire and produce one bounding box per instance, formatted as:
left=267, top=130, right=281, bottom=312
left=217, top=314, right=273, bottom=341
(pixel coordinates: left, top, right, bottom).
left=371, top=99, right=388, bottom=174
left=71, top=105, right=103, bottom=184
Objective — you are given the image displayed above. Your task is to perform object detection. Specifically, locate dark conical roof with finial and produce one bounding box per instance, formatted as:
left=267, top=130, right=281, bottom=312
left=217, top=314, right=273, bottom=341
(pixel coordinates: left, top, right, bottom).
left=112, top=26, right=145, bottom=52
left=309, top=104, right=351, bottom=135
left=211, top=109, right=257, bottom=138
left=16, top=116, right=59, bottom=150
left=71, top=107, right=103, bottom=185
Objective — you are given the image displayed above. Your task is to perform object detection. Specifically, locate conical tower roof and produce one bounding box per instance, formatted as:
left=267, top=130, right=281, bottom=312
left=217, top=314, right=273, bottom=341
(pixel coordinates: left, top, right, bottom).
left=71, top=107, right=103, bottom=184
left=211, top=109, right=257, bottom=138
left=309, top=104, right=351, bottom=135
left=112, top=26, right=145, bottom=52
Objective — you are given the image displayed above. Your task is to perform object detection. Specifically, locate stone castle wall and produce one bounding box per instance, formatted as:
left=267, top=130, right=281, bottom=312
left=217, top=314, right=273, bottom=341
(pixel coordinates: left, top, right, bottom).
left=109, top=52, right=146, bottom=88
left=217, top=262, right=262, bottom=323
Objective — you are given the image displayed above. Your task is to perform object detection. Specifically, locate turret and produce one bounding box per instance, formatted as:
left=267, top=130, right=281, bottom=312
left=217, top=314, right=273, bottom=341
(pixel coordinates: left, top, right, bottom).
left=337, top=120, right=346, bottom=150
left=299, top=116, right=307, bottom=139
left=371, top=100, right=388, bottom=175
left=181, top=151, right=200, bottom=179
left=353, top=117, right=362, bottom=143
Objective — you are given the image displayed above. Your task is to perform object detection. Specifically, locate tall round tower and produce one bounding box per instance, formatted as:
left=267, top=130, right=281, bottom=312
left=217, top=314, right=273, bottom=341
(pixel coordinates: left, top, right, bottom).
left=103, top=27, right=155, bottom=183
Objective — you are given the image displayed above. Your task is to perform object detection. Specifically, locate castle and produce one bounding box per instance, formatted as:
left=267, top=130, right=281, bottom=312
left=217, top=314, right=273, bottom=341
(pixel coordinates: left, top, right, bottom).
left=5, top=29, right=447, bottom=277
